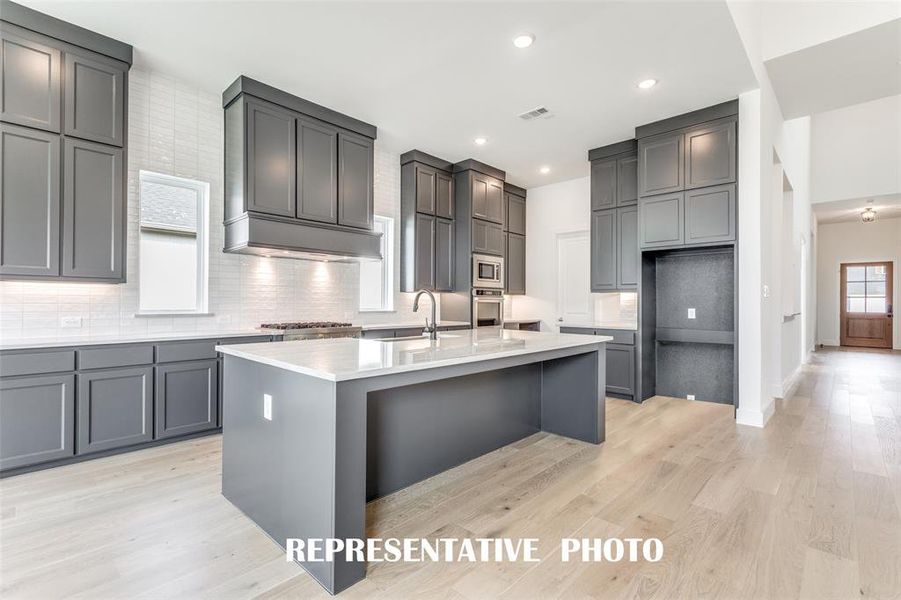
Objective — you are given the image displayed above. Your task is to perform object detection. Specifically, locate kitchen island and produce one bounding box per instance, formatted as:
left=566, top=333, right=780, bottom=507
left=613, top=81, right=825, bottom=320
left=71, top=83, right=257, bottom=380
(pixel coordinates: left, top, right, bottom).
left=216, top=328, right=610, bottom=594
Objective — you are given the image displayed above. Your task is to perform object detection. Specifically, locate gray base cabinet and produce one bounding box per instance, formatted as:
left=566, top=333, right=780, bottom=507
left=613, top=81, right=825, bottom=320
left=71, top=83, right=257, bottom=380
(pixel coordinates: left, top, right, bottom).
left=77, top=366, right=152, bottom=454
left=605, top=344, right=635, bottom=396
left=0, top=374, right=75, bottom=470
left=155, top=359, right=219, bottom=440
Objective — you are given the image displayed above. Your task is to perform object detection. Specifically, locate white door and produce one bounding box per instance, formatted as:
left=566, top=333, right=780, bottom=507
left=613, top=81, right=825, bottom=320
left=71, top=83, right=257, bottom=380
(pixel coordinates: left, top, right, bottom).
left=556, top=231, right=593, bottom=325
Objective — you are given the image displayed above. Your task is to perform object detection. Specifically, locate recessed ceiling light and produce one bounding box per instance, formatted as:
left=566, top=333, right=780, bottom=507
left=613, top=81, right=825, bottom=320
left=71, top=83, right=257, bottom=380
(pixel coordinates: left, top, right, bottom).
left=513, top=33, right=534, bottom=49
left=474, top=137, right=487, bottom=146
left=637, top=78, right=658, bottom=89
left=539, top=166, right=550, bottom=175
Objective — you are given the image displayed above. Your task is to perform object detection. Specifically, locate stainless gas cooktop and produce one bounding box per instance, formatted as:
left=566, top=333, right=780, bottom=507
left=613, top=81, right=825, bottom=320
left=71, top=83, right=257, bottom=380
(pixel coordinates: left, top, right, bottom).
left=260, top=321, right=362, bottom=340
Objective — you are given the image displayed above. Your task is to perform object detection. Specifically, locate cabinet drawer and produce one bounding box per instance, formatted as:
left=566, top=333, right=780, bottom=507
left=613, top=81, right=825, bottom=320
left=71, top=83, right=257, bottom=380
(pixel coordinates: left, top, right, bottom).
left=155, top=340, right=218, bottom=363
left=78, top=345, right=153, bottom=370
left=559, top=326, right=595, bottom=335
left=361, top=329, right=394, bottom=340
left=0, top=350, right=75, bottom=377
left=596, top=330, right=635, bottom=345
left=394, top=327, right=425, bottom=338
left=218, top=335, right=272, bottom=345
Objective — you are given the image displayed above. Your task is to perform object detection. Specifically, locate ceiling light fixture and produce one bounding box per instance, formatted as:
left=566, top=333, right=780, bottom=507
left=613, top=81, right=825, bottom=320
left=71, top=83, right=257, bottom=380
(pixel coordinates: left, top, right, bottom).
left=637, top=78, right=658, bottom=89
left=539, top=166, right=550, bottom=175
left=513, top=33, right=535, bottom=49
left=861, top=207, right=877, bottom=223
left=474, top=137, right=487, bottom=146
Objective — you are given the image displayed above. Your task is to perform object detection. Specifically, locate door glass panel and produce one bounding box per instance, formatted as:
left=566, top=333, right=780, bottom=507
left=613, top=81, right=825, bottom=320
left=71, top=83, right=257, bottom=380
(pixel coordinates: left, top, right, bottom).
left=847, top=282, right=866, bottom=297
left=848, top=297, right=866, bottom=312
left=846, top=266, right=865, bottom=281
left=866, top=297, right=886, bottom=313
left=866, top=281, right=886, bottom=297
left=866, top=265, right=886, bottom=281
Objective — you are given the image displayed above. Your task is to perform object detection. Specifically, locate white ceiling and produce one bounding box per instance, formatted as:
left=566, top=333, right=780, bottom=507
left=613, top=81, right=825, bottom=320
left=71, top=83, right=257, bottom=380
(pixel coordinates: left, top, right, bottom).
left=21, top=1, right=756, bottom=188
left=765, top=18, right=901, bottom=119
left=813, top=193, right=901, bottom=224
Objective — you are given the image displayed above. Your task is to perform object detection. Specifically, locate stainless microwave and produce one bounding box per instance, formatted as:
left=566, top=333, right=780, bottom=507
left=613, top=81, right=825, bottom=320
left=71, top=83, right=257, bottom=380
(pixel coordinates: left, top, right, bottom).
left=472, top=253, right=504, bottom=289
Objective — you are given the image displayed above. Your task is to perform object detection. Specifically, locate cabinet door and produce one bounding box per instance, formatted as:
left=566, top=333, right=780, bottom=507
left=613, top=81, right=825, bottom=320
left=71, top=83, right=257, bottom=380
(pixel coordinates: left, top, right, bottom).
left=617, top=206, right=639, bottom=289
left=639, top=132, right=683, bottom=196
left=617, top=155, right=638, bottom=206
left=246, top=99, right=296, bottom=217
left=435, top=171, right=453, bottom=219
left=486, top=178, right=504, bottom=224
left=685, top=184, right=735, bottom=245
left=471, top=218, right=503, bottom=256
left=685, top=121, right=736, bottom=189
left=155, top=359, right=218, bottom=439
left=414, top=164, right=436, bottom=215
left=472, top=174, right=504, bottom=224
left=605, top=344, right=635, bottom=396
left=77, top=366, right=153, bottom=455
left=414, top=213, right=435, bottom=290
left=435, top=217, right=454, bottom=292
left=590, top=209, right=616, bottom=291
left=63, top=50, right=125, bottom=147
left=296, top=118, right=337, bottom=223
left=506, top=194, right=526, bottom=235
left=62, top=137, right=123, bottom=280
left=639, top=192, right=684, bottom=249
left=506, top=232, right=526, bottom=295
left=0, top=28, right=61, bottom=132
left=0, top=124, right=60, bottom=277
left=337, top=131, right=373, bottom=229
left=590, top=158, right=617, bottom=210
left=0, top=374, right=74, bottom=471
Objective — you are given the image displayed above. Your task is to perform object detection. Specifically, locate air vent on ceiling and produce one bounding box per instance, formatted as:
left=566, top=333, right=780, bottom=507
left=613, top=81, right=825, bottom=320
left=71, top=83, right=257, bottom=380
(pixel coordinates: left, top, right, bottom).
left=518, top=106, right=550, bottom=120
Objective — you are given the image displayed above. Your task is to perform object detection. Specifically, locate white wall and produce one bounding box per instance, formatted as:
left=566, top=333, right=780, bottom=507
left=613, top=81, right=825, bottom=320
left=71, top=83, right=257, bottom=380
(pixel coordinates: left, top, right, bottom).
left=0, top=69, right=426, bottom=341
left=810, top=94, right=901, bottom=205
left=816, top=217, right=901, bottom=350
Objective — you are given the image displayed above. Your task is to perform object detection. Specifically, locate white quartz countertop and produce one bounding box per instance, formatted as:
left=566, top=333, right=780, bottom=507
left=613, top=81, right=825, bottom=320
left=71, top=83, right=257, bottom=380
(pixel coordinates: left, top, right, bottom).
left=359, top=320, right=470, bottom=331
left=217, top=328, right=611, bottom=382
left=0, top=329, right=274, bottom=351
left=558, top=321, right=638, bottom=331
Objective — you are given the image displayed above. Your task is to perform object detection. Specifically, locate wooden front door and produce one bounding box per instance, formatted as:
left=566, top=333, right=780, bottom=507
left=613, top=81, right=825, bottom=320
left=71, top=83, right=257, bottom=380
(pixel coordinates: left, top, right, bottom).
left=840, top=262, right=893, bottom=349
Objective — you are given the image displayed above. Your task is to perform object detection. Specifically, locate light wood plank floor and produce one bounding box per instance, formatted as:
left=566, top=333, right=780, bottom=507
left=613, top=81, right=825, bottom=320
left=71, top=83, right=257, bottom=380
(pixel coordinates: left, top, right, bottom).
left=1, top=347, right=899, bottom=599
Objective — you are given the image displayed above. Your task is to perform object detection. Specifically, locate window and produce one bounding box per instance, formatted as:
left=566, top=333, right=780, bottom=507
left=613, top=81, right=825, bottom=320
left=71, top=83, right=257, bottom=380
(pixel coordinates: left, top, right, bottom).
left=359, top=215, right=394, bottom=312
left=844, top=263, right=888, bottom=313
left=138, top=171, right=209, bottom=314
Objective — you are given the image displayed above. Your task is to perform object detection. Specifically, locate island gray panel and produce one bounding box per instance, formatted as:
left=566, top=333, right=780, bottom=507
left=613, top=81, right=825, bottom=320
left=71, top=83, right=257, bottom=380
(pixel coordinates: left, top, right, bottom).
left=539, top=351, right=605, bottom=443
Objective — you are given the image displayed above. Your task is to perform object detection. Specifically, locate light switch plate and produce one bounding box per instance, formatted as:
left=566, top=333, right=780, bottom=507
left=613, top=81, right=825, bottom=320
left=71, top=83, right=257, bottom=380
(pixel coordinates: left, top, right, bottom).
left=687, top=308, right=696, bottom=319
left=60, top=316, right=82, bottom=328
left=687, top=394, right=696, bottom=401
left=263, top=394, right=272, bottom=421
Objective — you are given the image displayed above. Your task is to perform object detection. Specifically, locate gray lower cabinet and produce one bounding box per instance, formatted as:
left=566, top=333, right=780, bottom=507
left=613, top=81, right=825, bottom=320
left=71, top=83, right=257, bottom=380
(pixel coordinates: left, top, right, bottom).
left=685, top=120, right=736, bottom=189
left=591, top=210, right=616, bottom=291
left=296, top=117, right=338, bottom=223
left=638, top=131, right=684, bottom=196
left=155, top=359, right=219, bottom=440
left=76, top=366, right=153, bottom=454
left=605, top=344, right=635, bottom=396
left=63, top=50, right=126, bottom=147
left=0, top=26, right=61, bottom=132
left=639, top=192, right=684, bottom=249
left=245, top=98, right=296, bottom=218
left=62, top=137, right=124, bottom=280
left=506, top=232, right=525, bottom=295
left=0, top=373, right=75, bottom=470
left=590, top=158, right=617, bottom=210
left=0, top=123, right=60, bottom=277
left=472, top=218, right=504, bottom=256
left=617, top=206, right=638, bottom=289
left=435, top=217, right=454, bottom=292
left=337, top=131, right=373, bottom=229
left=684, top=184, right=736, bottom=244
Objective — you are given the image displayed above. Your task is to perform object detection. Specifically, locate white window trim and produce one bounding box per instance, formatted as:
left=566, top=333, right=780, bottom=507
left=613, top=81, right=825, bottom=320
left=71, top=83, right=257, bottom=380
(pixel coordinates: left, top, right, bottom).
left=359, top=215, right=395, bottom=313
left=137, top=170, right=210, bottom=316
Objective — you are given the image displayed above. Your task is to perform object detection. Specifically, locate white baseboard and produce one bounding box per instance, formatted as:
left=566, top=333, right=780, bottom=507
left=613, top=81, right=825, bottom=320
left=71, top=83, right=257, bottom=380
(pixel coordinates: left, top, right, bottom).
left=772, top=365, right=802, bottom=400
left=736, top=400, right=775, bottom=428
left=818, top=339, right=840, bottom=347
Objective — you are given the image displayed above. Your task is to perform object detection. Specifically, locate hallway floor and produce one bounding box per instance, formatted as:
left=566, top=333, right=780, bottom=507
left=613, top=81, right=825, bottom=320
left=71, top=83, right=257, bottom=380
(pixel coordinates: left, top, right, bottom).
left=1, top=347, right=899, bottom=599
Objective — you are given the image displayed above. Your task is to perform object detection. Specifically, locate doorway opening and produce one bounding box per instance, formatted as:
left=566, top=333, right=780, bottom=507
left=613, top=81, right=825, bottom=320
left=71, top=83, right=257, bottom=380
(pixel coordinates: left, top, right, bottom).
left=839, top=261, right=894, bottom=349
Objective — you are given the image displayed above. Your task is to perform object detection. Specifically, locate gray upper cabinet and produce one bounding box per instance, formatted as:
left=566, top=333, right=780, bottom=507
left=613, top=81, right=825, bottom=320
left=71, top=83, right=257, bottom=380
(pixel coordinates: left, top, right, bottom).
left=435, top=217, right=454, bottom=292
left=245, top=98, right=296, bottom=218
left=638, top=132, right=683, bottom=196
left=435, top=172, right=453, bottom=219
left=0, top=373, right=75, bottom=470
left=472, top=218, right=504, bottom=256
left=0, top=123, right=60, bottom=277
left=471, top=173, right=504, bottom=225
left=0, top=27, right=60, bottom=132
left=617, top=156, right=638, bottom=206
left=617, top=206, right=638, bottom=289
left=506, top=193, right=526, bottom=235
left=155, top=359, right=218, bottom=440
left=414, top=213, right=435, bottom=290
left=62, top=137, right=124, bottom=280
left=296, top=117, right=338, bottom=224
left=639, top=192, right=684, bottom=249
left=591, top=159, right=617, bottom=210
left=506, top=232, right=525, bottom=295
left=415, top=164, right=436, bottom=214
left=337, top=131, right=373, bottom=229
left=685, top=120, right=736, bottom=189
left=685, top=184, right=736, bottom=245
left=591, top=209, right=616, bottom=291
left=76, top=366, right=153, bottom=455
left=63, top=50, right=126, bottom=147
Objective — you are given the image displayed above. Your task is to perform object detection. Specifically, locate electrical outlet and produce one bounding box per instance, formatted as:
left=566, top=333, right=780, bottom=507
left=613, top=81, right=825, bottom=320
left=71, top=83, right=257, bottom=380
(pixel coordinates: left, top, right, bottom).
left=60, top=316, right=82, bottom=328
left=687, top=308, right=696, bottom=319
left=263, top=394, right=272, bottom=421
left=687, top=394, right=696, bottom=401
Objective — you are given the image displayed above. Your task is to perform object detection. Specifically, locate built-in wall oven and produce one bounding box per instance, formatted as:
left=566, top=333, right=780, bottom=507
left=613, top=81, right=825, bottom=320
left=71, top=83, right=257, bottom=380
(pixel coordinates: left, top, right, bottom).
left=472, top=288, right=504, bottom=327
left=472, top=254, right=504, bottom=289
